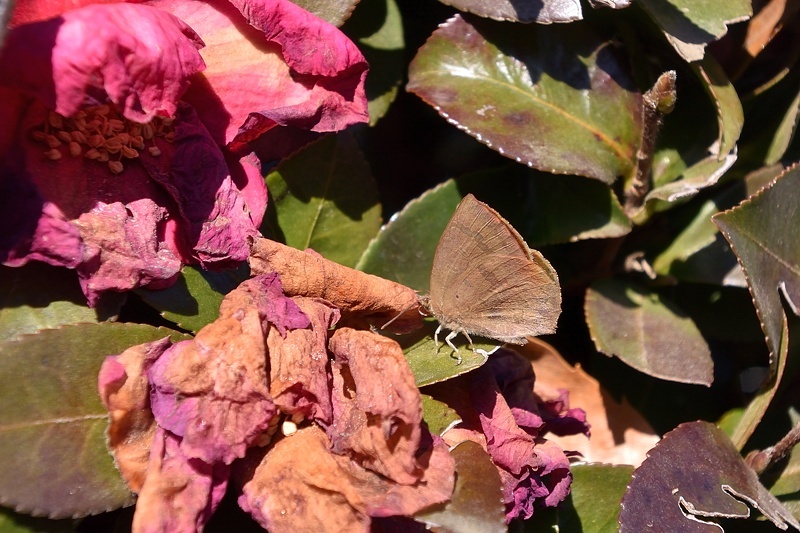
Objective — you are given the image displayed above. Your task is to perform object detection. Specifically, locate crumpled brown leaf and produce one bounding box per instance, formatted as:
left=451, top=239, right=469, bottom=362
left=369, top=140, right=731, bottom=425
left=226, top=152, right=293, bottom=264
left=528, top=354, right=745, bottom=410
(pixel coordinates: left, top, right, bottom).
left=249, top=237, right=423, bottom=333
left=238, top=426, right=455, bottom=533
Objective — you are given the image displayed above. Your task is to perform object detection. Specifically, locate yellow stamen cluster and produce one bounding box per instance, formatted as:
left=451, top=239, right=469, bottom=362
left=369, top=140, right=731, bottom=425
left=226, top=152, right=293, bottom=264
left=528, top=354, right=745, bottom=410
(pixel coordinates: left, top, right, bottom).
left=31, top=105, right=176, bottom=174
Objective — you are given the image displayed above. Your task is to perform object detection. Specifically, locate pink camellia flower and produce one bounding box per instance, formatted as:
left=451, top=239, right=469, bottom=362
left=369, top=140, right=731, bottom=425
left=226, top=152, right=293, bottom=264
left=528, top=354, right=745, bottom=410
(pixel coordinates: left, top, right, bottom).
left=0, top=0, right=368, bottom=305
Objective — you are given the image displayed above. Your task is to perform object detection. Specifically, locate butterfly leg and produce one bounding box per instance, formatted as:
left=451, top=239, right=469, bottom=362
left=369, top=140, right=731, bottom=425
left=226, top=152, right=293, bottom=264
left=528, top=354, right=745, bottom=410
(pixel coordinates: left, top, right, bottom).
left=444, top=330, right=462, bottom=365
left=434, top=324, right=443, bottom=349
left=463, top=331, right=475, bottom=351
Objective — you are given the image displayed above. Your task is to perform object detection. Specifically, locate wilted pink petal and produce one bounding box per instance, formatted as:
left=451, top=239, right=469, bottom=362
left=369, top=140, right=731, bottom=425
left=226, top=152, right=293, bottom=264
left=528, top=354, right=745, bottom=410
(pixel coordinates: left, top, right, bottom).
left=98, top=338, right=172, bottom=492
left=139, top=104, right=260, bottom=268
left=133, top=428, right=229, bottom=533
left=328, top=328, right=424, bottom=485
left=268, top=296, right=339, bottom=423
left=239, top=426, right=454, bottom=533
left=430, top=356, right=576, bottom=521
left=153, top=0, right=368, bottom=148
left=148, top=275, right=308, bottom=464
left=0, top=3, right=205, bottom=123
left=245, top=272, right=312, bottom=336
left=74, top=200, right=182, bottom=300
left=537, top=389, right=591, bottom=437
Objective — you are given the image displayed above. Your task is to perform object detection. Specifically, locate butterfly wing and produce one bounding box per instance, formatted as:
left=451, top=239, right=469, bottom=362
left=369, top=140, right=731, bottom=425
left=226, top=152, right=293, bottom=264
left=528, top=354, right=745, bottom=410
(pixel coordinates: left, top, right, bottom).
left=428, top=194, right=561, bottom=343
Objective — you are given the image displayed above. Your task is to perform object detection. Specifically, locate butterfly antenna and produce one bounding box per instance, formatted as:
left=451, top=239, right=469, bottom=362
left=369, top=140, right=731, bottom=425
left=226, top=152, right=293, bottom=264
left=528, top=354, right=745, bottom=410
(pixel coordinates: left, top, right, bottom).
left=381, top=300, right=419, bottom=330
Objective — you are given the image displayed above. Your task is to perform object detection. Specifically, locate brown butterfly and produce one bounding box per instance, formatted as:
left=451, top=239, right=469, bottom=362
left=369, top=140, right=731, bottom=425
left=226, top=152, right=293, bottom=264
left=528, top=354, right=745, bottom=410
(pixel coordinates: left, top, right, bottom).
left=419, top=194, right=561, bottom=356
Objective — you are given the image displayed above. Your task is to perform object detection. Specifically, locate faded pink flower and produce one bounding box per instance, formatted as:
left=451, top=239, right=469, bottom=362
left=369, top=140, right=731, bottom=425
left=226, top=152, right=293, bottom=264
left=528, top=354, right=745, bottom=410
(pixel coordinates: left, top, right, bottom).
left=0, top=0, right=368, bottom=305
left=431, top=349, right=589, bottom=522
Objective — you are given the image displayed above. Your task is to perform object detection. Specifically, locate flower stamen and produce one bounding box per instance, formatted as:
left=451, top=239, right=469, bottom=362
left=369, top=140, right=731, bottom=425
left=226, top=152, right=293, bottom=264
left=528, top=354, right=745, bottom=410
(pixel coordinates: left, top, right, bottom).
left=31, top=105, right=175, bottom=174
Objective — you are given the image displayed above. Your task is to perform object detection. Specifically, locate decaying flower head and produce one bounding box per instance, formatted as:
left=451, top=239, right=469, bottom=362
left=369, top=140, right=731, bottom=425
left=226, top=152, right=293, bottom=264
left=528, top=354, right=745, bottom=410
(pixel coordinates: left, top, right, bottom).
left=98, top=239, right=587, bottom=530
left=0, top=0, right=368, bottom=305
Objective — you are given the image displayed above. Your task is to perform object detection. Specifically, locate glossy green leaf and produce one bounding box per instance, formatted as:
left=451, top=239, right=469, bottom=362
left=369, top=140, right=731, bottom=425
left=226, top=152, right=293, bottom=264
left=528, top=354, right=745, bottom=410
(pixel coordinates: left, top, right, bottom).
left=357, top=180, right=462, bottom=291
left=714, top=165, right=800, bottom=367
left=416, top=441, right=506, bottom=533
left=637, top=0, right=752, bottom=62
left=0, top=323, right=188, bottom=518
left=136, top=263, right=248, bottom=334
left=262, top=132, right=381, bottom=268
left=342, top=0, right=404, bottom=125
left=693, top=56, right=744, bottom=158
left=652, top=199, right=745, bottom=287
left=407, top=15, right=643, bottom=184
left=390, top=319, right=495, bottom=387
left=288, top=0, right=358, bottom=26
left=765, top=88, right=800, bottom=165
left=436, top=0, right=582, bottom=23
left=585, top=279, right=713, bottom=385
left=421, top=394, right=461, bottom=436
left=633, top=151, right=738, bottom=224
left=559, top=463, right=634, bottom=533
left=0, top=264, right=119, bottom=342
left=620, top=421, right=799, bottom=531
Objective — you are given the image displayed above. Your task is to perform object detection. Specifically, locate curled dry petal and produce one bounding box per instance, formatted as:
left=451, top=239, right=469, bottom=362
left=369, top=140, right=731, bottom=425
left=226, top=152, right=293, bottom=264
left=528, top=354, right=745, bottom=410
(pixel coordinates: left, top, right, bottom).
left=148, top=274, right=307, bottom=464
left=249, top=238, right=422, bottom=333
left=98, top=338, right=172, bottom=492
left=239, top=426, right=455, bottom=533
left=0, top=3, right=206, bottom=123
left=132, top=428, right=229, bottom=533
left=268, top=296, right=340, bottom=424
left=328, top=328, right=425, bottom=485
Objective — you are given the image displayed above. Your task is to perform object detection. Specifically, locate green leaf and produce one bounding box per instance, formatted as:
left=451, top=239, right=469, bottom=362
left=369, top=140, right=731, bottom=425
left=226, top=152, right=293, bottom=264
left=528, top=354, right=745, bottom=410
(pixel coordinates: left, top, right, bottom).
left=407, top=15, right=643, bottom=184
left=585, top=279, right=713, bottom=385
left=652, top=198, right=745, bottom=286
left=262, top=132, right=382, bottom=268
left=637, top=0, right=752, bottom=62
left=287, top=0, right=358, bottom=26
left=416, top=441, right=506, bottom=533
left=357, top=180, right=461, bottom=291
left=559, top=463, right=634, bottom=533
left=713, top=165, right=800, bottom=367
left=391, top=319, right=495, bottom=387
left=0, top=264, right=120, bottom=342
left=136, top=264, right=248, bottom=334
left=765, top=87, right=800, bottom=166
left=421, top=394, right=461, bottom=436
left=692, top=55, right=744, bottom=158
left=0, top=323, right=189, bottom=518
left=633, top=150, right=738, bottom=224
left=342, top=0, right=405, bottom=125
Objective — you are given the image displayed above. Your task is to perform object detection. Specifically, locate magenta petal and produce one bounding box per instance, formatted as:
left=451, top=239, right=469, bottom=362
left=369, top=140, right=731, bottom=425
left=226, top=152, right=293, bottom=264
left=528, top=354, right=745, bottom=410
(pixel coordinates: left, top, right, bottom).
left=141, top=105, right=264, bottom=268
left=157, top=0, right=368, bottom=148
left=0, top=3, right=204, bottom=122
